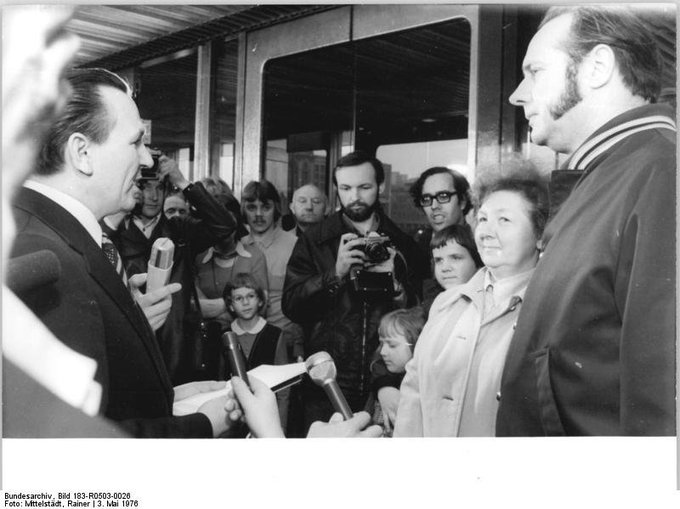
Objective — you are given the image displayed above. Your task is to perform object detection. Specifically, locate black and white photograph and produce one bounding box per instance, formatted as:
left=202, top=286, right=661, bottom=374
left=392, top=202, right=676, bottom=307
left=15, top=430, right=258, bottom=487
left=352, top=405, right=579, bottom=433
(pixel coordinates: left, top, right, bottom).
left=1, top=2, right=678, bottom=506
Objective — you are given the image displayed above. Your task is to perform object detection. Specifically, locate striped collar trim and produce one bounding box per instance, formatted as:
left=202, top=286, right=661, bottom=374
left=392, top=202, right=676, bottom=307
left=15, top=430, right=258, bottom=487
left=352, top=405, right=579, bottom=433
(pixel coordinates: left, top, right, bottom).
left=568, top=114, right=676, bottom=170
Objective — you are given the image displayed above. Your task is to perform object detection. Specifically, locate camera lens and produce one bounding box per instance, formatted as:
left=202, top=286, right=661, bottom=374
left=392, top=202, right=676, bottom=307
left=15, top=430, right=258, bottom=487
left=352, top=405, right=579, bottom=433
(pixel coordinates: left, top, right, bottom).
left=366, top=243, right=389, bottom=263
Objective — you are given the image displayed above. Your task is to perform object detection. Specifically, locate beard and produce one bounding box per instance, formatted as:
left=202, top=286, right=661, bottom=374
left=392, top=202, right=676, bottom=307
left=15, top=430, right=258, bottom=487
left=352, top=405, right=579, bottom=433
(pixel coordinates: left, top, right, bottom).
left=341, top=198, right=379, bottom=222
left=550, top=59, right=583, bottom=120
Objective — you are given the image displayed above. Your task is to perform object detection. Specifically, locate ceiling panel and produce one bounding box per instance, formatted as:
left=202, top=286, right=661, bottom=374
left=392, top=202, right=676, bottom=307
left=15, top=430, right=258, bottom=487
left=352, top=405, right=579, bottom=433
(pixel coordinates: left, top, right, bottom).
left=65, top=4, right=332, bottom=69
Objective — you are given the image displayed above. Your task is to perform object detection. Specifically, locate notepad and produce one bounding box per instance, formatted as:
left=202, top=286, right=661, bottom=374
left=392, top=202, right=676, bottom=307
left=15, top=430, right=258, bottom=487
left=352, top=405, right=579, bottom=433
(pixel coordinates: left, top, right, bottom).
left=172, top=362, right=307, bottom=416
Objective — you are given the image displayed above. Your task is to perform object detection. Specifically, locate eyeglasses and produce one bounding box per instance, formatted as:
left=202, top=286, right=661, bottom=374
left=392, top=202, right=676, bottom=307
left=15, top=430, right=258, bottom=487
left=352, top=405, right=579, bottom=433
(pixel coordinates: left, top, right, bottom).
left=419, top=191, right=457, bottom=207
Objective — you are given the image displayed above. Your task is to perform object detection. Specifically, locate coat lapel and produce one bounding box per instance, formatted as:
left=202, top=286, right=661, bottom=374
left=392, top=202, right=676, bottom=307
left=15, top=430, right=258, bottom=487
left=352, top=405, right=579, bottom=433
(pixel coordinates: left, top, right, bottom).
left=14, top=188, right=171, bottom=385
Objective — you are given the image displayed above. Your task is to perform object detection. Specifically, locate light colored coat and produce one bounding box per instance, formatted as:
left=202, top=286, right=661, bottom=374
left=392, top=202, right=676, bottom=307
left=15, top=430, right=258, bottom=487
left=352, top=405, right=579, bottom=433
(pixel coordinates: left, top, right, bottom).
left=394, top=268, right=530, bottom=437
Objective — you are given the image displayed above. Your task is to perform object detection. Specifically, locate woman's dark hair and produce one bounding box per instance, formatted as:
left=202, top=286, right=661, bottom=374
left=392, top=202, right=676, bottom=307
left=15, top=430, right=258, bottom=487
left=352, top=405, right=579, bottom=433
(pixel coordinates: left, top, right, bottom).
left=378, top=307, right=426, bottom=352
left=409, top=167, right=472, bottom=215
left=430, top=224, right=483, bottom=269
left=222, top=272, right=267, bottom=313
left=241, top=180, right=282, bottom=222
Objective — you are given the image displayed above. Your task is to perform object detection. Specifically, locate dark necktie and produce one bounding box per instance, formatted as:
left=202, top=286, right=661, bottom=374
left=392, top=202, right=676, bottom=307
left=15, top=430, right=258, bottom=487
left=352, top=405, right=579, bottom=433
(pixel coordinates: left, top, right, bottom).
left=102, top=233, right=128, bottom=288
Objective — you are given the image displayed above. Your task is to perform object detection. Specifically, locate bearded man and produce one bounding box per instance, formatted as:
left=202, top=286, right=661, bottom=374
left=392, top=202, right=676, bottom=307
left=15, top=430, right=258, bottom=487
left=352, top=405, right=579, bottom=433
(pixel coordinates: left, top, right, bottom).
left=283, top=150, right=425, bottom=429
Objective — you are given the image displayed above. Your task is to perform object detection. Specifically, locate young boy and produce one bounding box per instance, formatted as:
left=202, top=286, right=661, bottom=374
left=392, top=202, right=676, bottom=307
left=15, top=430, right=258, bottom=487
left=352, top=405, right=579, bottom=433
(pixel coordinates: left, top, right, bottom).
left=368, top=307, right=426, bottom=436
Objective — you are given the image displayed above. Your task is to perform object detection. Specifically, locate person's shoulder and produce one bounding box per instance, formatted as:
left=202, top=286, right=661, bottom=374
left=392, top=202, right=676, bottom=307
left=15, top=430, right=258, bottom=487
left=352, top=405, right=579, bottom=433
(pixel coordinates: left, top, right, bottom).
left=264, top=322, right=282, bottom=335
left=297, top=212, right=342, bottom=243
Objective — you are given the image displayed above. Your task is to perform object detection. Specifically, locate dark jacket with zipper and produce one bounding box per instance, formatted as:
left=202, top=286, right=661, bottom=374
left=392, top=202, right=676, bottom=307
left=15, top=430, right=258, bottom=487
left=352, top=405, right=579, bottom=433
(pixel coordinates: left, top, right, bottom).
left=282, top=210, right=426, bottom=409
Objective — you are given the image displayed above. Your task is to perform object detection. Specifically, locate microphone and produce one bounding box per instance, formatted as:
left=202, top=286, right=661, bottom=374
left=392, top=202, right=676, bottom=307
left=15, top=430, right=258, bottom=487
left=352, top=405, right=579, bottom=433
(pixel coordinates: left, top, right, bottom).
left=6, top=250, right=61, bottom=294
left=146, top=237, right=174, bottom=292
left=222, top=331, right=249, bottom=386
left=305, top=351, right=353, bottom=420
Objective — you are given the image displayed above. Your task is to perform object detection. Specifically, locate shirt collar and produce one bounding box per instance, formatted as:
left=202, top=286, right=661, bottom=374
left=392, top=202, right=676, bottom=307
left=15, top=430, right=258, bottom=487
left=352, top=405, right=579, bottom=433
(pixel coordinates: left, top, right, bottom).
left=483, top=268, right=534, bottom=304
left=132, top=213, right=161, bottom=239
left=243, top=224, right=282, bottom=249
left=231, top=316, right=266, bottom=335
left=24, top=180, right=103, bottom=247
left=564, top=103, right=676, bottom=170
left=433, top=267, right=534, bottom=313
left=200, top=241, right=251, bottom=264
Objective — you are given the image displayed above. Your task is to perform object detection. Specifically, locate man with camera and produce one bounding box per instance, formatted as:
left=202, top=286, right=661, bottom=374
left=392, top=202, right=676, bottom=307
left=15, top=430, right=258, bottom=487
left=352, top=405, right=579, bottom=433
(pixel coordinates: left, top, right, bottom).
left=283, top=151, right=425, bottom=429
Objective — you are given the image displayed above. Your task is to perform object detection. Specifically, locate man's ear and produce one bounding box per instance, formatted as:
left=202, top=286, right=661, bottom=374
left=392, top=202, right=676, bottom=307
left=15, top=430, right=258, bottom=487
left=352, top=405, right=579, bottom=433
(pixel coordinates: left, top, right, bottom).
left=584, top=43, right=616, bottom=90
left=65, top=132, right=94, bottom=176
left=378, top=182, right=385, bottom=195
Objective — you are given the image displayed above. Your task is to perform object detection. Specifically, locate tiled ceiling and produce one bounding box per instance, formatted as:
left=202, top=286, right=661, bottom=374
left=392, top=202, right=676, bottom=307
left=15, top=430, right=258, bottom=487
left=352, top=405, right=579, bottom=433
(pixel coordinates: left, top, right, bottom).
left=66, top=4, right=334, bottom=70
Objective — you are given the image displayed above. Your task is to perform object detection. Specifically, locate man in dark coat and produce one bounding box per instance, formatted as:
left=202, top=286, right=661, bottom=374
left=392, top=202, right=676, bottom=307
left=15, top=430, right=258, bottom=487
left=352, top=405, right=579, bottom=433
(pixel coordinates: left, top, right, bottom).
left=10, top=68, right=238, bottom=438
left=283, top=151, right=426, bottom=429
left=108, top=161, right=236, bottom=383
left=497, top=6, right=675, bottom=436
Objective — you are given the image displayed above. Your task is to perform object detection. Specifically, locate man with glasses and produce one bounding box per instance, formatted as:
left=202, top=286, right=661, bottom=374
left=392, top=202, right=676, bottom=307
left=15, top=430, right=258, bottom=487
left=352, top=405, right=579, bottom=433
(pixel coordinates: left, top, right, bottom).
left=409, top=167, right=473, bottom=301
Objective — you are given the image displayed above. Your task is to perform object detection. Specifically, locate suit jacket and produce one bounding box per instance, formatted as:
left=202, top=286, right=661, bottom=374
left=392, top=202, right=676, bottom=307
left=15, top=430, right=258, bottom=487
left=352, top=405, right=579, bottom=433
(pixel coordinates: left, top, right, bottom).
left=10, top=187, right=212, bottom=437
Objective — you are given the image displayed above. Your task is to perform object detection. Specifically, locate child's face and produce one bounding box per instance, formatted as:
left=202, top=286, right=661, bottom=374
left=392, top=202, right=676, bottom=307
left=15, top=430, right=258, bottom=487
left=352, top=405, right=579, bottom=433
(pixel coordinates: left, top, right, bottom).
left=379, top=333, right=413, bottom=374
left=432, top=239, right=478, bottom=290
left=230, top=287, right=261, bottom=321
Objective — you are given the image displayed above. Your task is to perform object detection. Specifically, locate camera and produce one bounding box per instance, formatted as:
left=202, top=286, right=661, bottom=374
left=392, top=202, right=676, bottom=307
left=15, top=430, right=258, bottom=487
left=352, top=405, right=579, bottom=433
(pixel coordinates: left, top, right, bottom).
left=355, top=234, right=392, bottom=264
left=140, top=147, right=162, bottom=181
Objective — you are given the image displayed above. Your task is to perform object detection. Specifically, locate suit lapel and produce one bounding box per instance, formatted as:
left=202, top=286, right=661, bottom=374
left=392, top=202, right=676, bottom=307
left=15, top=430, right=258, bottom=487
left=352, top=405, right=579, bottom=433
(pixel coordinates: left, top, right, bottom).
left=14, top=188, right=171, bottom=386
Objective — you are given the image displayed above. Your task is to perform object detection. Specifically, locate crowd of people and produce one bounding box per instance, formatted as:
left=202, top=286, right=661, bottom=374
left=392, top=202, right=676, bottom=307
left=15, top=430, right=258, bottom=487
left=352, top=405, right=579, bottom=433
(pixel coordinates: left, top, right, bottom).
left=3, top=5, right=675, bottom=440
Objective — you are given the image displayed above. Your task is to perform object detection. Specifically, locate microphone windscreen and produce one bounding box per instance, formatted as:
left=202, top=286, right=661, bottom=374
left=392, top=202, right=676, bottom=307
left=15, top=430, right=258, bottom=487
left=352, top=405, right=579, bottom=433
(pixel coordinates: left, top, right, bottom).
left=305, top=351, right=336, bottom=385
left=149, top=237, right=174, bottom=269
left=6, top=250, right=61, bottom=294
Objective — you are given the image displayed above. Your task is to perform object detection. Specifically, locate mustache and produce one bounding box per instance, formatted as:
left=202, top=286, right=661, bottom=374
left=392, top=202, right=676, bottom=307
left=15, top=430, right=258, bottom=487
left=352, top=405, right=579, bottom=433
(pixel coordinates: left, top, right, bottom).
left=346, top=200, right=369, bottom=209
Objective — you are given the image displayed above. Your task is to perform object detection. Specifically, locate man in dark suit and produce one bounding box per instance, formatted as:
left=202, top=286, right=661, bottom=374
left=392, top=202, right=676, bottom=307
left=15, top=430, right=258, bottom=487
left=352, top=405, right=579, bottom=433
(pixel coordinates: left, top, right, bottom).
left=10, top=68, right=239, bottom=438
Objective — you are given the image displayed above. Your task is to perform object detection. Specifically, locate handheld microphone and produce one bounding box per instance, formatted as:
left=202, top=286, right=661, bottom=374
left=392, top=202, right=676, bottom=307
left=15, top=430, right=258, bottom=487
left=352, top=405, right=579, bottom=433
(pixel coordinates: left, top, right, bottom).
left=305, top=351, right=353, bottom=420
left=146, top=237, right=174, bottom=292
left=222, top=331, right=249, bottom=386
left=6, top=250, right=61, bottom=294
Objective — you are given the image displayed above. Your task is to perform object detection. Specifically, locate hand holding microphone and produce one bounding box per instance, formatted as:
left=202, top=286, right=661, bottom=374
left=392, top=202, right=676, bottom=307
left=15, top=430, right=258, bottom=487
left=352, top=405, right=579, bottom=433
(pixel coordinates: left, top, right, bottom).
left=305, top=351, right=353, bottom=420
left=130, top=273, right=181, bottom=331
left=222, top=331, right=249, bottom=385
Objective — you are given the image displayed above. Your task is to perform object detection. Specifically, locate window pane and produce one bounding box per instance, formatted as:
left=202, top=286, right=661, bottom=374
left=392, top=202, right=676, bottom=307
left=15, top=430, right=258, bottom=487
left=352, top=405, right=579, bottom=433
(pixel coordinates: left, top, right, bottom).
left=377, top=139, right=469, bottom=236
left=262, top=17, right=471, bottom=220
left=211, top=39, right=239, bottom=188
left=136, top=51, right=197, bottom=179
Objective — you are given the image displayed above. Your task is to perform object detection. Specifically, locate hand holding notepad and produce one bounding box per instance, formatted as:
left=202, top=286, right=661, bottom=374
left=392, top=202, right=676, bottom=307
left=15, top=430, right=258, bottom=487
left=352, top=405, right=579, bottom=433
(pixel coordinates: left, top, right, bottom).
left=172, top=362, right=306, bottom=416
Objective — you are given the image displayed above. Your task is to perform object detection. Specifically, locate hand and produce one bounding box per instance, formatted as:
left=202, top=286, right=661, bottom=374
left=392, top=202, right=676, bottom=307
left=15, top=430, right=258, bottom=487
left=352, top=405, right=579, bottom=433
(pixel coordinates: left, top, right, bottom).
left=129, top=273, right=182, bottom=331
left=231, top=375, right=285, bottom=438
left=377, top=387, right=401, bottom=427
left=335, top=233, right=366, bottom=279
left=197, top=392, right=243, bottom=438
left=158, top=155, right=190, bottom=190
left=174, top=380, right=243, bottom=437
left=307, top=411, right=383, bottom=438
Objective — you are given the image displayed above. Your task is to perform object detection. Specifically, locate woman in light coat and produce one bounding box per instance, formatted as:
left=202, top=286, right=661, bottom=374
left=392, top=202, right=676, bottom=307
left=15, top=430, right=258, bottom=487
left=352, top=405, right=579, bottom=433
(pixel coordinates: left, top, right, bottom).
left=394, top=171, right=549, bottom=437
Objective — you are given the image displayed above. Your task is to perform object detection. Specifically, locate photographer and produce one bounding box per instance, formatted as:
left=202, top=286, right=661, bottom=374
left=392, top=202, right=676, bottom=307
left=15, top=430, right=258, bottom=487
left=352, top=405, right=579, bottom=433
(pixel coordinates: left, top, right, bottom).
left=106, top=154, right=236, bottom=383
left=283, top=151, right=425, bottom=430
